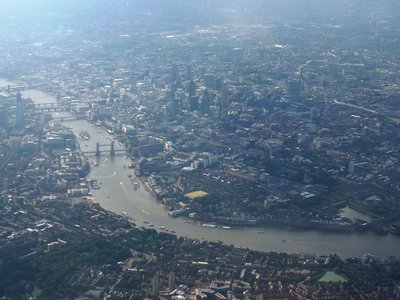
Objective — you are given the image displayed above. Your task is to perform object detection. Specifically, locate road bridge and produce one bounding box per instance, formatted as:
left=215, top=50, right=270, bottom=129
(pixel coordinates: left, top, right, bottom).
left=52, top=115, right=86, bottom=121
left=83, top=141, right=125, bottom=157
left=34, top=102, right=69, bottom=112
left=0, top=83, right=43, bottom=93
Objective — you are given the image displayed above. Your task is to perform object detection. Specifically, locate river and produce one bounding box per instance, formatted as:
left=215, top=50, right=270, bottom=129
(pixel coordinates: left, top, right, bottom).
left=0, top=78, right=15, bottom=88
left=5, top=84, right=400, bottom=259
left=64, top=120, right=400, bottom=259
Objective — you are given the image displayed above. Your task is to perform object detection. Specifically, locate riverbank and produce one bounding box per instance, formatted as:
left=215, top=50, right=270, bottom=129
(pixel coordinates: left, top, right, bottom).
left=66, top=120, right=400, bottom=258
left=3, top=78, right=390, bottom=237
left=10, top=82, right=400, bottom=259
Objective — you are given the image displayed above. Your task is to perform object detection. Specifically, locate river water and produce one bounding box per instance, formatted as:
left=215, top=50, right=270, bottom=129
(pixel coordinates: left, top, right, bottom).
left=5, top=84, right=400, bottom=259
left=0, top=78, right=15, bottom=89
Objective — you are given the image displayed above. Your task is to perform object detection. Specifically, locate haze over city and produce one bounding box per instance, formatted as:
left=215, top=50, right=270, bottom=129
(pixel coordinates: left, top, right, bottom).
left=1, top=1, right=400, bottom=299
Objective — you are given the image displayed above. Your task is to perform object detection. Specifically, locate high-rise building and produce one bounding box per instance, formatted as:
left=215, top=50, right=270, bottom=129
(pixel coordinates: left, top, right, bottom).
left=189, top=96, right=199, bottom=111
left=167, top=86, right=175, bottom=100
left=171, top=64, right=178, bottom=82
left=200, top=89, right=211, bottom=115
left=349, top=161, right=355, bottom=174
left=15, top=91, right=24, bottom=129
left=227, top=291, right=233, bottom=300
left=243, top=291, right=251, bottom=300
left=168, top=272, right=175, bottom=290
left=203, top=73, right=216, bottom=89
left=152, top=275, right=159, bottom=297
left=3, top=178, right=9, bottom=197
left=169, top=98, right=180, bottom=117
left=187, top=81, right=196, bottom=98
left=215, top=77, right=223, bottom=91
left=186, top=65, right=192, bottom=81
left=304, top=170, right=311, bottom=184
left=0, top=104, right=7, bottom=128
left=221, top=84, right=230, bottom=109
left=218, top=83, right=230, bottom=118
left=186, top=81, right=197, bottom=111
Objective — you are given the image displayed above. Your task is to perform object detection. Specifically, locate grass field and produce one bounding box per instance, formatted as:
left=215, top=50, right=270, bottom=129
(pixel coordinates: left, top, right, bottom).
left=184, top=190, right=209, bottom=200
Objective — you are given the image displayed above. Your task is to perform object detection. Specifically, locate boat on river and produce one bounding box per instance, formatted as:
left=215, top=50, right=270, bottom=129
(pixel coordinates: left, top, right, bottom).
left=130, top=178, right=140, bottom=190
left=202, top=223, right=217, bottom=228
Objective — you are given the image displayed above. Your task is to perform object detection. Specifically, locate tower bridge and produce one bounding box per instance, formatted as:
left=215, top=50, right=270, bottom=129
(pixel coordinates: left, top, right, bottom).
left=83, top=141, right=125, bottom=157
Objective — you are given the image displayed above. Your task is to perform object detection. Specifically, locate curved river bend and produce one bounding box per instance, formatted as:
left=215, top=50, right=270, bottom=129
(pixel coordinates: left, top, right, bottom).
left=18, top=88, right=400, bottom=259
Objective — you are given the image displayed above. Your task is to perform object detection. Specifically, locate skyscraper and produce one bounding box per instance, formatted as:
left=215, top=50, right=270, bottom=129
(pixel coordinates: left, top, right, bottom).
left=203, top=73, right=216, bottom=89
left=215, top=77, right=223, bottom=91
left=200, top=89, right=211, bottom=115
left=186, top=80, right=198, bottom=112
left=15, top=91, right=24, bottom=129
left=349, top=161, right=355, bottom=174
left=168, top=272, right=175, bottom=290
left=0, top=104, right=7, bottom=128
left=3, top=178, right=9, bottom=198
left=152, top=275, right=159, bottom=298
left=171, top=64, right=178, bottom=83
left=187, top=81, right=196, bottom=98
left=170, top=98, right=180, bottom=117
left=186, top=65, right=192, bottom=81
left=189, top=96, right=199, bottom=111
left=219, top=83, right=230, bottom=118
left=221, top=84, right=229, bottom=109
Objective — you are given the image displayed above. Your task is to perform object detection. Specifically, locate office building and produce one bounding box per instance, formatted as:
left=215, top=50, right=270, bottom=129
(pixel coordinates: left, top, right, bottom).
left=168, top=272, right=175, bottom=290
left=187, top=81, right=196, bottom=97
left=152, top=275, right=159, bottom=297
left=190, top=96, right=199, bottom=111
left=203, top=73, right=216, bottom=89
left=349, top=161, right=355, bottom=174
left=171, top=64, right=178, bottom=82
left=3, top=178, right=9, bottom=197
left=0, top=104, right=7, bottom=128
left=200, top=89, right=211, bottom=115
left=186, top=65, right=192, bottom=81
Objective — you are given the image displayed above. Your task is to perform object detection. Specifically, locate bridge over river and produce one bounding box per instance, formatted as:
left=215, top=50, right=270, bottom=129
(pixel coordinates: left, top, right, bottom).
left=34, top=102, right=70, bottom=112
left=82, top=141, right=125, bottom=156
left=3, top=79, right=400, bottom=259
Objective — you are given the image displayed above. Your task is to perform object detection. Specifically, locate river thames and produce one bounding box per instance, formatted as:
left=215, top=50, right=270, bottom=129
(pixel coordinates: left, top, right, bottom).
left=6, top=84, right=400, bottom=259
